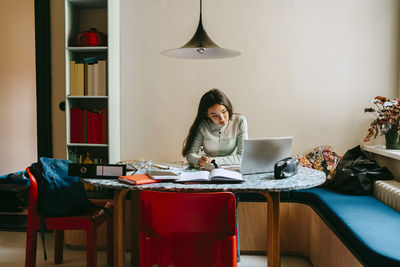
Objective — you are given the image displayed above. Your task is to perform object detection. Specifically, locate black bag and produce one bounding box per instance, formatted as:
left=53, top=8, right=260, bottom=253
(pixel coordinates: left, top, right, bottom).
left=0, top=172, right=29, bottom=212
left=274, top=157, right=299, bottom=179
left=0, top=184, right=29, bottom=212
left=29, top=157, right=92, bottom=217
left=330, top=146, right=393, bottom=195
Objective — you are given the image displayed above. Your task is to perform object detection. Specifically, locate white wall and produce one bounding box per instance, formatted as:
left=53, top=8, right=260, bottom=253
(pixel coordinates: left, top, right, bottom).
left=0, top=0, right=37, bottom=174
left=119, top=0, right=399, bottom=163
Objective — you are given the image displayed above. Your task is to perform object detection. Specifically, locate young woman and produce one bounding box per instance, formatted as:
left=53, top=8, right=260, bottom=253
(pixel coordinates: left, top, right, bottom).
left=182, top=88, right=248, bottom=168
left=182, top=88, right=247, bottom=262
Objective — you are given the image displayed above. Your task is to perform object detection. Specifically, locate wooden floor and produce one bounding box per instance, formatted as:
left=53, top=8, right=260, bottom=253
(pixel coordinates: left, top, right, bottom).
left=60, top=201, right=361, bottom=267
left=0, top=230, right=312, bottom=266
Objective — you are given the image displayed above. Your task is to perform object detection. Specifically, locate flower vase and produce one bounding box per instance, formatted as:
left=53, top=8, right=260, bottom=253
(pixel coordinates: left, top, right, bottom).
left=385, top=126, right=400, bottom=149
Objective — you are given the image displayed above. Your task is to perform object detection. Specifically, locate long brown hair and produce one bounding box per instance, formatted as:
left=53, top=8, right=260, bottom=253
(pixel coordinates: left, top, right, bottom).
left=182, top=89, right=233, bottom=157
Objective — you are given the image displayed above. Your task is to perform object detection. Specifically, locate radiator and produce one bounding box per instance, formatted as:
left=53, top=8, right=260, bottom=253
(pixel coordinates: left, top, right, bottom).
left=374, top=180, right=400, bottom=213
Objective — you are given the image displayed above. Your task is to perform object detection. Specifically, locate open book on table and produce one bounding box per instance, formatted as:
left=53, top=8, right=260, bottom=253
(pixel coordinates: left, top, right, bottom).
left=177, top=168, right=243, bottom=183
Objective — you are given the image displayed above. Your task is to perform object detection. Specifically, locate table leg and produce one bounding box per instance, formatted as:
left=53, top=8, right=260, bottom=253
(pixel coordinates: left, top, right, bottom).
left=261, top=192, right=281, bottom=267
left=114, top=190, right=128, bottom=267
left=130, top=190, right=140, bottom=267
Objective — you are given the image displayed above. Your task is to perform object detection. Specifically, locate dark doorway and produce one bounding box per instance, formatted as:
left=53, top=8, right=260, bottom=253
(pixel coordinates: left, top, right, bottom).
left=35, top=0, right=53, bottom=157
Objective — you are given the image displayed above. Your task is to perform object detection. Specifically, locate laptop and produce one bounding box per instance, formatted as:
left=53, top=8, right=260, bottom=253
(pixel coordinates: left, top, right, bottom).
left=240, top=137, right=293, bottom=174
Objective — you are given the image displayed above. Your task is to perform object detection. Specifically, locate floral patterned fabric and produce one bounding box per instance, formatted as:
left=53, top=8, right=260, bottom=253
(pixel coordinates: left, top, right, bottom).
left=296, top=145, right=341, bottom=183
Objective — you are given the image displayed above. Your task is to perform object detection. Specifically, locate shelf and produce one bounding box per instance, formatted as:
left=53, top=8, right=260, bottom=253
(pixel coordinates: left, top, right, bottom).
left=67, top=95, right=108, bottom=99
left=362, top=145, right=400, bottom=160
left=68, top=97, right=108, bottom=109
left=68, top=0, right=107, bottom=9
left=68, top=143, right=108, bottom=147
left=67, top=46, right=107, bottom=52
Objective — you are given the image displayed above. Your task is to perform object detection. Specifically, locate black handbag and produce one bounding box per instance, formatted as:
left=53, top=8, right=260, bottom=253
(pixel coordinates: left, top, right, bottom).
left=274, top=157, right=299, bottom=179
left=330, top=145, right=393, bottom=195
left=0, top=172, right=29, bottom=212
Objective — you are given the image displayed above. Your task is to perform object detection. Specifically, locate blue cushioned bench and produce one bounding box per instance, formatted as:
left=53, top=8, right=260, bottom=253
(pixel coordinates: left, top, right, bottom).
left=291, top=187, right=400, bottom=267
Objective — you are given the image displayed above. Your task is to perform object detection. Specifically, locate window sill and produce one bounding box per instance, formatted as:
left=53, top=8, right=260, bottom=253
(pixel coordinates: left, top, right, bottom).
left=362, top=145, right=400, bottom=160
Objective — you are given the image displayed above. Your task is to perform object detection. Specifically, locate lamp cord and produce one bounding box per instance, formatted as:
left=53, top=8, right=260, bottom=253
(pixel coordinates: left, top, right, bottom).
left=200, top=0, right=202, bottom=20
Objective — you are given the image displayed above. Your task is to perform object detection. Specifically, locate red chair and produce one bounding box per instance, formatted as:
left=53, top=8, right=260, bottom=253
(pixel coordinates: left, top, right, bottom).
left=140, top=190, right=237, bottom=267
left=25, top=167, right=114, bottom=267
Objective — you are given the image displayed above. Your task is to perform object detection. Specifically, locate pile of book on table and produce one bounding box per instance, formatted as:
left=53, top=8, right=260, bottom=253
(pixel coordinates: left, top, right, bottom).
left=118, top=167, right=243, bottom=185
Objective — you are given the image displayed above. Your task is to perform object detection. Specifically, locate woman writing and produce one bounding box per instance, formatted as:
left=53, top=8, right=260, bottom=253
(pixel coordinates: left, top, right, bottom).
left=182, top=88, right=247, bottom=262
left=182, top=88, right=248, bottom=168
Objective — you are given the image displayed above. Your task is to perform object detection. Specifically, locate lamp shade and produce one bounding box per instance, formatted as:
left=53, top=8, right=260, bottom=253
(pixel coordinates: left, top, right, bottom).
left=161, top=1, right=241, bottom=59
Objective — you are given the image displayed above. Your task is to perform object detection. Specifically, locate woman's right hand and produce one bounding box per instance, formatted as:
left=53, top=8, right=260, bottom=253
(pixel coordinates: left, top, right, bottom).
left=198, top=155, right=211, bottom=167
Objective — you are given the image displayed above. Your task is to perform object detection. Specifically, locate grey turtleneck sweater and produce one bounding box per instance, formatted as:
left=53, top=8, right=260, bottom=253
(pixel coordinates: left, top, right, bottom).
left=186, top=115, right=248, bottom=166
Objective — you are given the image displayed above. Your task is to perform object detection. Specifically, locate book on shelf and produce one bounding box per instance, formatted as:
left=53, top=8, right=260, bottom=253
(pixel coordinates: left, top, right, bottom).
left=102, top=108, right=108, bottom=144
left=69, top=60, right=106, bottom=96
left=87, top=110, right=95, bottom=143
left=84, top=63, right=89, bottom=96
left=98, top=60, right=107, bottom=96
left=70, top=61, right=76, bottom=95
left=94, top=63, right=99, bottom=96
left=87, top=64, right=95, bottom=96
left=93, top=111, right=103, bottom=144
left=118, top=174, right=159, bottom=185
left=70, top=108, right=108, bottom=144
left=70, top=108, right=83, bottom=143
left=89, top=110, right=103, bottom=144
left=75, top=63, right=85, bottom=96
left=177, top=168, right=243, bottom=183
left=82, top=109, right=88, bottom=143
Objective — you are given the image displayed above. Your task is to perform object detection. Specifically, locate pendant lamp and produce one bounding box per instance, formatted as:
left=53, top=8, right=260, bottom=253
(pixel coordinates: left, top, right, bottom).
left=161, top=0, right=241, bottom=59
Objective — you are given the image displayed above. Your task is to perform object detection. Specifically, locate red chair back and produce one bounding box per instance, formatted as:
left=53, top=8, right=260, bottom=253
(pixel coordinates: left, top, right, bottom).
left=140, top=190, right=237, bottom=267
left=25, top=168, right=40, bottom=227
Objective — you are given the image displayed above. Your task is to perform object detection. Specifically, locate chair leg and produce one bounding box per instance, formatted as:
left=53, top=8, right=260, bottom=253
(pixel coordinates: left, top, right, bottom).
left=54, top=230, right=64, bottom=264
left=107, top=217, right=114, bottom=266
left=87, top=226, right=97, bottom=267
left=25, top=228, right=37, bottom=267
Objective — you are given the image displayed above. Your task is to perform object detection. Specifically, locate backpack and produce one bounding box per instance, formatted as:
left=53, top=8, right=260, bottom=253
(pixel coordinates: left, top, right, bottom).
left=29, top=157, right=92, bottom=217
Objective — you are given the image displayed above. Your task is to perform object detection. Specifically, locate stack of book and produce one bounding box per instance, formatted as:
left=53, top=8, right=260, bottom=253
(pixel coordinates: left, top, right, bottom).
left=117, top=169, right=243, bottom=185
left=70, top=108, right=108, bottom=144
left=70, top=60, right=107, bottom=96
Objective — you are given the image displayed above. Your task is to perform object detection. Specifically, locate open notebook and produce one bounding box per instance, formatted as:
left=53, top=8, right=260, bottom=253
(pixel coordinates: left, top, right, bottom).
left=177, top=169, right=243, bottom=183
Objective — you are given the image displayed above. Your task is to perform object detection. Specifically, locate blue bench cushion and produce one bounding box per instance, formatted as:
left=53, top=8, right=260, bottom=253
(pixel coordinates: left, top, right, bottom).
left=292, top=187, right=400, bottom=267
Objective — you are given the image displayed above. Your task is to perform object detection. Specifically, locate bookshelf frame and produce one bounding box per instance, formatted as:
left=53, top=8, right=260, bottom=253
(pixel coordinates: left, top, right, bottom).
left=64, top=0, right=120, bottom=164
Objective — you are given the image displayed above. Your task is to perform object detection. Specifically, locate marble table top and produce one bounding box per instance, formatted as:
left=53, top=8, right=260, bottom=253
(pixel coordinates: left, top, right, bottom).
left=81, top=166, right=326, bottom=193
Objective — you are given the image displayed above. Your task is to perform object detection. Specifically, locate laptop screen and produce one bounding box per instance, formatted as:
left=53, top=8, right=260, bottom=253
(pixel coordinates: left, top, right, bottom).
left=240, top=137, right=293, bottom=175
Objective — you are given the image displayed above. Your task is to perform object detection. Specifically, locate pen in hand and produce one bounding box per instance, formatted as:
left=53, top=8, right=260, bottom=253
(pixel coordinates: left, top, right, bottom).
left=200, top=147, right=209, bottom=159
left=199, top=147, right=211, bottom=167
left=199, top=146, right=206, bottom=156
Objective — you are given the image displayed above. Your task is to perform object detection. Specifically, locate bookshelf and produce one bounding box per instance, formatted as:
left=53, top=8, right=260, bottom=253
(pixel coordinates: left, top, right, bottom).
left=64, top=0, right=120, bottom=164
